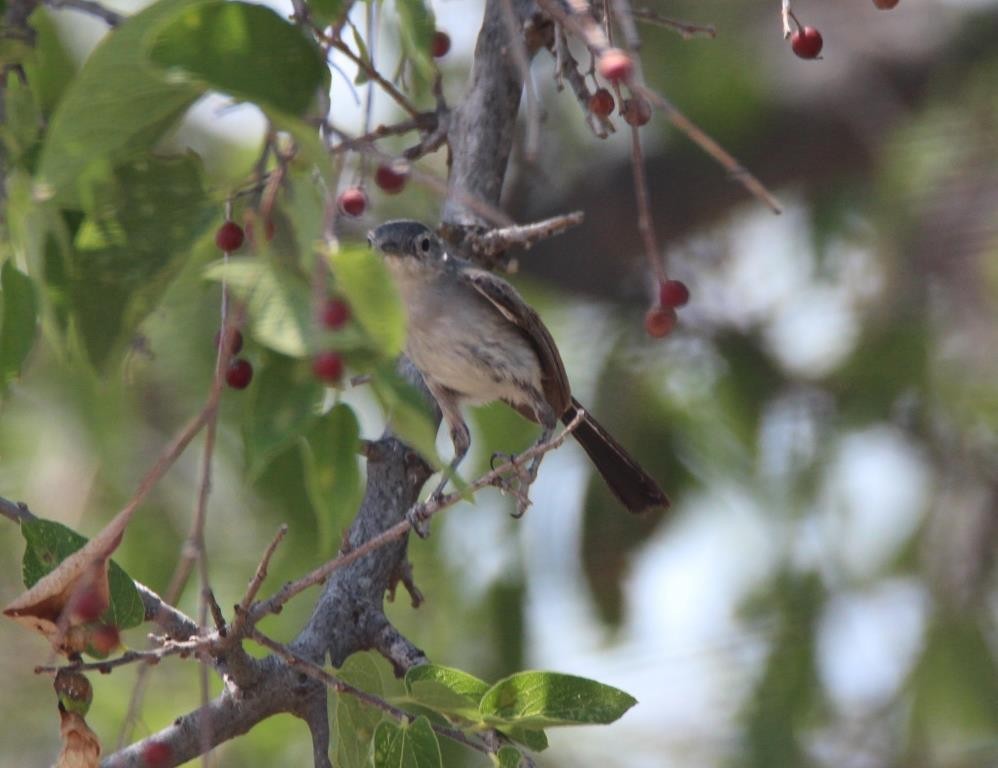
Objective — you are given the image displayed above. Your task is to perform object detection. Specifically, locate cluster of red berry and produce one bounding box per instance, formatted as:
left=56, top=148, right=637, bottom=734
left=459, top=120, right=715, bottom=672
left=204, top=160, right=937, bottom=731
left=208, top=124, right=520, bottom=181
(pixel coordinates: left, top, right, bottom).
left=334, top=29, right=451, bottom=219
left=213, top=221, right=256, bottom=389
left=586, top=48, right=652, bottom=127
left=645, top=279, right=690, bottom=338
left=212, top=220, right=352, bottom=390
left=313, top=297, right=350, bottom=385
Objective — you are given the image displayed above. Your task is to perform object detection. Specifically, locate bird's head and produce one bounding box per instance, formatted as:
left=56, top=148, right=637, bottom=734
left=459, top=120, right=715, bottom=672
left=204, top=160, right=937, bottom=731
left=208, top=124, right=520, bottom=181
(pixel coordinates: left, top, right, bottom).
left=367, top=220, right=447, bottom=265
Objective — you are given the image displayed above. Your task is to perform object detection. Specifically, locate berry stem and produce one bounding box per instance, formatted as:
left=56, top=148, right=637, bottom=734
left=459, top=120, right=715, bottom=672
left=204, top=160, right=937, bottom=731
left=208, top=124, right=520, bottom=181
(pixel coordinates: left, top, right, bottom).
left=781, top=0, right=801, bottom=38
left=628, top=121, right=667, bottom=283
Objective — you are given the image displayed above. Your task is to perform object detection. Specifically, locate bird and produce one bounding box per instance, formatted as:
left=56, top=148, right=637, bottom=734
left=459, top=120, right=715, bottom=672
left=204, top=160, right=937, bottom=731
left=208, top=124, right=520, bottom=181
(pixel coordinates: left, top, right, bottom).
left=368, top=220, right=669, bottom=515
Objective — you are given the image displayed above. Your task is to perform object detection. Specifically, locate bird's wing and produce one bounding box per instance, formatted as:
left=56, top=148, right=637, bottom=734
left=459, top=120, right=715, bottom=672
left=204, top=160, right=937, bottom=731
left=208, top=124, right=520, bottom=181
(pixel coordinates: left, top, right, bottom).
left=460, top=266, right=572, bottom=416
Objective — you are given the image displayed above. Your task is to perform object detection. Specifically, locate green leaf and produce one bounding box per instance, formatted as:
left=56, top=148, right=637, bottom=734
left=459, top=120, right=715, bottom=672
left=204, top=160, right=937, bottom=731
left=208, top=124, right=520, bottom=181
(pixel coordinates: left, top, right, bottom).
left=68, top=153, right=213, bottom=369
left=0, top=260, right=39, bottom=385
left=404, top=664, right=490, bottom=720
left=371, top=716, right=441, bottom=768
left=350, top=23, right=372, bottom=85
left=1, top=74, right=41, bottom=167
left=396, top=0, right=435, bottom=89
left=243, top=354, right=324, bottom=478
left=329, top=246, right=405, bottom=358
left=496, top=726, right=548, bottom=752
left=20, top=519, right=143, bottom=630
left=371, top=364, right=441, bottom=469
left=311, top=0, right=346, bottom=27
left=494, top=746, right=524, bottom=768
left=204, top=259, right=315, bottom=358
left=301, top=403, right=362, bottom=552
left=23, top=9, right=77, bottom=117
left=147, top=1, right=325, bottom=117
left=479, top=671, right=637, bottom=729
left=335, top=653, right=390, bottom=768
left=36, top=0, right=203, bottom=206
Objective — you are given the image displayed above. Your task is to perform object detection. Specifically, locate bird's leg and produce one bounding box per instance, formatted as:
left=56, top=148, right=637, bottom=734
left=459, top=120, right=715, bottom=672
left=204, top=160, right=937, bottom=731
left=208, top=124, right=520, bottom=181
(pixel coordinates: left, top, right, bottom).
left=431, top=419, right=470, bottom=500
left=408, top=385, right=468, bottom=538
left=421, top=382, right=470, bottom=500
left=492, top=398, right=557, bottom=518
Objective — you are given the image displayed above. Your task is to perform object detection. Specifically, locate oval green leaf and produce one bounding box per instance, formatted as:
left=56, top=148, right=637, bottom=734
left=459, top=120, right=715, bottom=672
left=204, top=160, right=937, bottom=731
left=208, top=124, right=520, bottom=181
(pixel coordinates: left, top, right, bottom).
left=147, top=1, right=325, bottom=117
left=404, top=664, right=489, bottom=719
left=36, top=0, right=203, bottom=206
left=479, top=671, right=637, bottom=729
left=329, top=246, right=405, bottom=359
left=301, top=403, right=362, bottom=551
left=371, top=716, right=441, bottom=768
left=0, top=260, right=38, bottom=385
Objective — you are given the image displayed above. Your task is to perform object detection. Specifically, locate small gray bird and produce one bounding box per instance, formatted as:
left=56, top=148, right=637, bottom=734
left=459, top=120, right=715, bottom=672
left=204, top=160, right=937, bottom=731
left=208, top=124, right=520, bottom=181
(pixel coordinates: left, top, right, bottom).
left=368, top=220, right=669, bottom=515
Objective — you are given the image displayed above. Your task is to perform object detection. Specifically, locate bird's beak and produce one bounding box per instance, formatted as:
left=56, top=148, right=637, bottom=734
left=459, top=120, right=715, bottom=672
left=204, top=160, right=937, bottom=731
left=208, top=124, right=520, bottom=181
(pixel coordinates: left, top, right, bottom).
left=367, top=228, right=399, bottom=255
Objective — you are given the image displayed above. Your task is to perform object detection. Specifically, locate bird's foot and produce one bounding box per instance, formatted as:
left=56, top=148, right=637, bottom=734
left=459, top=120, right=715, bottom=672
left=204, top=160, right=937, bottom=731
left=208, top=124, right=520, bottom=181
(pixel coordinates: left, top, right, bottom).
left=406, top=504, right=431, bottom=539
left=490, top=451, right=518, bottom=471
left=487, top=450, right=539, bottom=518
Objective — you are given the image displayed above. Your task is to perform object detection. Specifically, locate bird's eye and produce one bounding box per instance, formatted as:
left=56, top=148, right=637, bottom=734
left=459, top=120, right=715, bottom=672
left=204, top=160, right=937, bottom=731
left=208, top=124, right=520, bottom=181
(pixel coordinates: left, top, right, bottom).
left=419, top=236, right=431, bottom=253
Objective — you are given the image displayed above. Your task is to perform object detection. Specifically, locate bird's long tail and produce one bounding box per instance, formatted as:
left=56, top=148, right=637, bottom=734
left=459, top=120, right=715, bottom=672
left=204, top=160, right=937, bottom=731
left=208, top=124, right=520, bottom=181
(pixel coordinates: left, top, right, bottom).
left=562, top=398, right=670, bottom=513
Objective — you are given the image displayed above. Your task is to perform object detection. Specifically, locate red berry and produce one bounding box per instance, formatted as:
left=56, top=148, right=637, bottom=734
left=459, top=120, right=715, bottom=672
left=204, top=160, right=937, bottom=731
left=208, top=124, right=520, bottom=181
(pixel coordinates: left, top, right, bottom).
left=598, top=48, right=634, bottom=84
left=70, top=586, right=107, bottom=623
left=622, top=97, right=652, bottom=127
left=431, top=30, right=451, bottom=58
left=375, top=163, right=408, bottom=194
left=214, top=327, right=243, bottom=355
left=321, top=298, right=350, bottom=329
left=644, top=306, right=677, bottom=338
left=84, top=624, right=120, bottom=658
left=791, top=26, right=823, bottom=59
left=226, top=358, right=253, bottom=389
left=214, top=221, right=244, bottom=252
left=312, top=351, right=344, bottom=384
left=873, top=0, right=899, bottom=7
left=659, top=279, right=690, bottom=308
left=141, top=741, right=172, bottom=767
left=588, top=88, right=615, bottom=117
left=337, top=187, right=367, bottom=217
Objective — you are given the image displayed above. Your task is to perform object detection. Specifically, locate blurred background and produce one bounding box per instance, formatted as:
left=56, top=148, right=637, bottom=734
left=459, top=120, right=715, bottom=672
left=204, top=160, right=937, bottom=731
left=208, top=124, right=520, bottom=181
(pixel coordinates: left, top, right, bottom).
left=1, top=0, right=997, bottom=766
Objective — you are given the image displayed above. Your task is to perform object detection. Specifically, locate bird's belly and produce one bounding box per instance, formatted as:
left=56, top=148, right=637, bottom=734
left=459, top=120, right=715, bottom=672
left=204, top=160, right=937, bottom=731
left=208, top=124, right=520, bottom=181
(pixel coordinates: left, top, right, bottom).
left=406, top=316, right=541, bottom=407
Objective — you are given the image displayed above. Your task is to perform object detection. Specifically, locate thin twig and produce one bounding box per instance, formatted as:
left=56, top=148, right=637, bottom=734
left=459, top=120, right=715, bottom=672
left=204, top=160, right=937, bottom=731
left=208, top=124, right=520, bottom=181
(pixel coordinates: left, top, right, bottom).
left=630, top=7, right=716, bottom=40
left=631, top=83, right=783, bottom=213
left=325, top=35, right=421, bottom=119
left=470, top=211, right=585, bottom=258
left=781, top=0, right=794, bottom=39
left=0, top=495, right=33, bottom=524
left=35, top=636, right=209, bottom=676
left=327, top=116, right=435, bottom=154
left=627, top=124, right=664, bottom=280
left=229, top=525, right=288, bottom=639
left=250, top=413, right=585, bottom=621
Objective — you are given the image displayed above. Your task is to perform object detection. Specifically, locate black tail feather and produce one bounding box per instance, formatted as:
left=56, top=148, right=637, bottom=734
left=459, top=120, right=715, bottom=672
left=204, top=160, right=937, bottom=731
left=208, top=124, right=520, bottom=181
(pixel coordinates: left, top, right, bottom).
left=562, top=398, right=670, bottom=514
